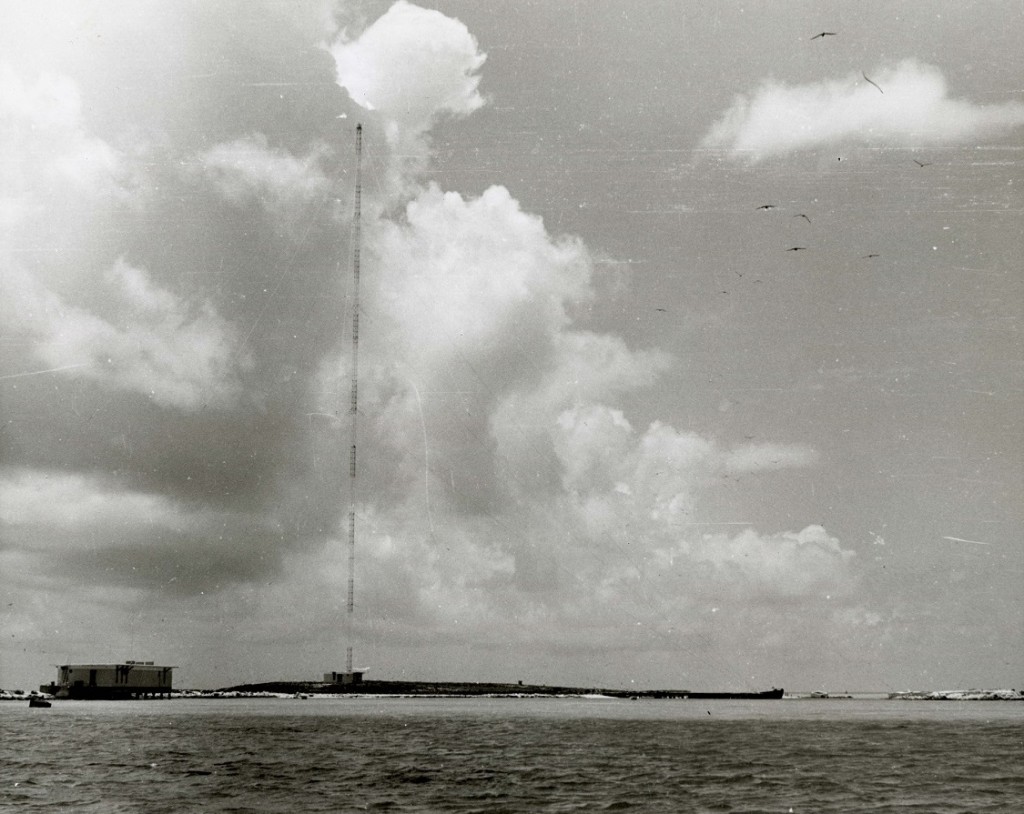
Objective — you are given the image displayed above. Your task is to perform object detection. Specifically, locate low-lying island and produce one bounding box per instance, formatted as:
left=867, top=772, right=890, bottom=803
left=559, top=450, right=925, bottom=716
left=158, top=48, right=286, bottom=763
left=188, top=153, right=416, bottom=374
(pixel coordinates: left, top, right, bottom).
left=218, top=680, right=785, bottom=699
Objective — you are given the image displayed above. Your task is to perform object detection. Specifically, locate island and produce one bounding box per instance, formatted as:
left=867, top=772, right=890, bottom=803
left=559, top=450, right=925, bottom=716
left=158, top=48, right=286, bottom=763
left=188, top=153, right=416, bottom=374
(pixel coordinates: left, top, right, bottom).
left=215, top=680, right=785, bottom=699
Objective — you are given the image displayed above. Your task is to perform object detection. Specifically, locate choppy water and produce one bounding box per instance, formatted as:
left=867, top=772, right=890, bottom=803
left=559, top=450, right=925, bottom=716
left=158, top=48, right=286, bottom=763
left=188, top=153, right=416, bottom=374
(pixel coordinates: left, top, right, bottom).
left=2, top=697, right=1022, bottom=812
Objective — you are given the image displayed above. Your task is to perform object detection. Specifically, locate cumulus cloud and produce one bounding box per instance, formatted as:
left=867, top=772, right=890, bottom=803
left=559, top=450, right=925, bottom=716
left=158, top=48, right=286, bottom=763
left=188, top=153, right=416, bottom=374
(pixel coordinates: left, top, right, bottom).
left=691, top=525, right=855, bottom=600
left=1, top=258, right=250, bottom=409
left=200, top=134, right=332, bottom=219
left=539, top=407, right=841, bottom=614
left=326, top=315, right=847, bottom=655
left=552, top=409, right=819, bottom=522
left=332, top=1, right=485, bottom=124
left=703, top=59, right=1024, bottom=160
left=0, top=65, right=126, bottom=199
left=0, top=61, right=250, bottom=410
left=0, top=63, right=138, bottom=267
left=373, top=184, right=591, bottom=375
left=330, top=0, right=486, bottom=180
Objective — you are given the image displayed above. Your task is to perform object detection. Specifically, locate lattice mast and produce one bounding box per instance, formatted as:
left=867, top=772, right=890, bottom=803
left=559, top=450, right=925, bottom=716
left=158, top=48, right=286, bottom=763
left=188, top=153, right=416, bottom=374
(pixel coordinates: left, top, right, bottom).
left=345, top=123, right=362, bottom=675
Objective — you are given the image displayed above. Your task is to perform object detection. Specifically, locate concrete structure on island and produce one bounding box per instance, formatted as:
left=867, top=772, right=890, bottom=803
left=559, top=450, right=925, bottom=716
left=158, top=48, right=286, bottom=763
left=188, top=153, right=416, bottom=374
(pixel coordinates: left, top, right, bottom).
left=324, top=670, right=364, bottom=685
left=41, top=661, right=174, bottom=699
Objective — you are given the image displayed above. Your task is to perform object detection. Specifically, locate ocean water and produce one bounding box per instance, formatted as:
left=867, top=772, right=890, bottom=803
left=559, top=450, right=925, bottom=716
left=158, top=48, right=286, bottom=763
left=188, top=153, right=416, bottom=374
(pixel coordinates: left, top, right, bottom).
left=2, top=697, right=1022, bottom=813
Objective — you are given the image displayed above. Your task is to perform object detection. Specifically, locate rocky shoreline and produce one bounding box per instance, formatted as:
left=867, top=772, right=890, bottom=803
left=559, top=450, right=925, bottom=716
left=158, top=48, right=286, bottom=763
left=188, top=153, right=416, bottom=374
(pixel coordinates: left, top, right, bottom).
left=887, top=689, right=1023, bottom=701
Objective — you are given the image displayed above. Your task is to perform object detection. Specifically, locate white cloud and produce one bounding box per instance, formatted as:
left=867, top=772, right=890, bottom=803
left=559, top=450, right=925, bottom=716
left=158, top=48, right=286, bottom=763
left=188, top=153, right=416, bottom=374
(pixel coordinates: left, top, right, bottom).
left=373, top=183, right=592, bottom=377
left=331, top=1, right=485, bottom=126
left=691, top=525, right=855, bottom=600
left=0, top=64, right=249, bottom=409
left=356, top=179, right=675, bottom=517
left=703, top=59, right=1024, bottom=160
left=551, top=410, right=820, bottom=524
left=0, top=468, right=185, bottom=541
left=330, top=0, right=486, bottom=180
left=0, top=65, right=127, bottom=200
left=1, top=258, right=250, bottom=410
left=0, top=63, right=144, bottom=275
left=329, top=371, right=850, bottom=654
left=200, top=134, right=331, bottom=219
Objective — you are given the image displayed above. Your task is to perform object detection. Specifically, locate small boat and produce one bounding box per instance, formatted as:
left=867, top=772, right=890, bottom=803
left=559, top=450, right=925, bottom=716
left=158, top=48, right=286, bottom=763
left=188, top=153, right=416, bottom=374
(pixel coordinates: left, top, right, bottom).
left=29, top=697, right=52, bottom=708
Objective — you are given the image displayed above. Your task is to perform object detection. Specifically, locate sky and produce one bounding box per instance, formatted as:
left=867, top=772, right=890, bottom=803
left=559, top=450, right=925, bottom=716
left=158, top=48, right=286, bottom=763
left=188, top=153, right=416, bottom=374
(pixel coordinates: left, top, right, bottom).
left=1, top=0, right=1021, bottom=693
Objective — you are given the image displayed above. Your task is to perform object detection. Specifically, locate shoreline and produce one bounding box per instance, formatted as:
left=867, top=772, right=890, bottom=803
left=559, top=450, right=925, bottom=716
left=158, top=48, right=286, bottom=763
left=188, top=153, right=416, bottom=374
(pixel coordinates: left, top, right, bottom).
left=217, top=680, right=785, bottom=700
left=6, top=684, right=1021, bottom=702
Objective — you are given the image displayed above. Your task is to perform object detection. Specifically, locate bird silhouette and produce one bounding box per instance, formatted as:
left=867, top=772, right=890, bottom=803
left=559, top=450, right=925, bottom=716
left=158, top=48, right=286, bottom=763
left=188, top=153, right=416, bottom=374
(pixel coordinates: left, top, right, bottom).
left=862, top=253, right=880, bottom=259
left=756, top=204, right=777, bottom=210
left=863, top=72, right=883, bottom=94
left=810, top=32, right=837, bottom=39
left=793, top=213, right=811, bottom=223
left=785, top=247, right=808, bottom=251
left=913, top=159, right=932, bottom=167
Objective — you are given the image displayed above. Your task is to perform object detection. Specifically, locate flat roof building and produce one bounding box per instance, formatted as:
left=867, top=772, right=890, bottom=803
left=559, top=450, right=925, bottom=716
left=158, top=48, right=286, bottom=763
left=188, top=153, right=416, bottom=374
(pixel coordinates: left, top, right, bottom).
left=324, top=670, right=364, bottom=685
left=44, top=661, right=173, bottom=699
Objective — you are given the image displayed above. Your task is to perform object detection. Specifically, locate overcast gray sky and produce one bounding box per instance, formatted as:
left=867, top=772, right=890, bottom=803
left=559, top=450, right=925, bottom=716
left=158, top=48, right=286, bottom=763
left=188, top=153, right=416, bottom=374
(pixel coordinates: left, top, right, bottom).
left=2, top=0, right=1021, bottom=692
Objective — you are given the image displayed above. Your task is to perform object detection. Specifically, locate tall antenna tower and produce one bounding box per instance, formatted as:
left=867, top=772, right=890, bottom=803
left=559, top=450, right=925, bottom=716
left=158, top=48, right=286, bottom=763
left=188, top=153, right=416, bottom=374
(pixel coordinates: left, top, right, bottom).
left=345, top=123, right=362, bottom=678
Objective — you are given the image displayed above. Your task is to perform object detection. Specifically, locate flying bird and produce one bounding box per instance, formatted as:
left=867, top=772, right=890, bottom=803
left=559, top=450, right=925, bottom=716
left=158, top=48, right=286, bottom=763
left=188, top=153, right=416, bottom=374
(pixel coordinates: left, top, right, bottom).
left=756, top=204, right=777, bottom=210
left=862, top=253, right=880, bottom=259
left=862, top=72, right=883, bottom=94
left=913, top=159, right=932, bottom=167
left=785, top=246, right=808, bottom=251
left=810, top=32, right=837, bottom=39
left=793, top=213, right=811, bottom=223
